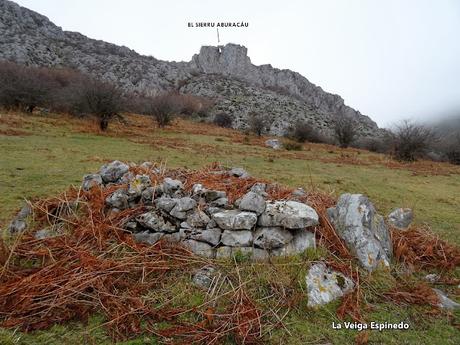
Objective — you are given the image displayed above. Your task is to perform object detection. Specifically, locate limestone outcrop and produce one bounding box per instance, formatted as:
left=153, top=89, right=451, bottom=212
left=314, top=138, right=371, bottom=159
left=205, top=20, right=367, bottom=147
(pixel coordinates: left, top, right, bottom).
left=327, top=193, right=392, bottom=271
left=0, top=0, right=384, bottom=139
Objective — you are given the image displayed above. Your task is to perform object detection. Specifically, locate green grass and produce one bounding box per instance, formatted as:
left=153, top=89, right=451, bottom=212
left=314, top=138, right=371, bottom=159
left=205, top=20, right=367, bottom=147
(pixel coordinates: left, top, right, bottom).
left=1, top=113, right=459, bottom=244
left=0, top=315, right=159, bottom=345
left=1, top=112, right=460, bottom=344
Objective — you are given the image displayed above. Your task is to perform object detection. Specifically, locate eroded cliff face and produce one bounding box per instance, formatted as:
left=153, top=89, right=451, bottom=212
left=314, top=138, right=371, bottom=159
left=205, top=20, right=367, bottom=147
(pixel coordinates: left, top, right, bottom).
left=0, top=0, right=383, bottom=138
left=189, top=44, right=379, bottom=135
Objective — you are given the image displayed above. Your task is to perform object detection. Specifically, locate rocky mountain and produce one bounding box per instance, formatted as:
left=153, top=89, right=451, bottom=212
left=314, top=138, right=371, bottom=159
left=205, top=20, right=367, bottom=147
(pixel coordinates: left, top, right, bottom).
left=0, top=0, right=383, bottom=139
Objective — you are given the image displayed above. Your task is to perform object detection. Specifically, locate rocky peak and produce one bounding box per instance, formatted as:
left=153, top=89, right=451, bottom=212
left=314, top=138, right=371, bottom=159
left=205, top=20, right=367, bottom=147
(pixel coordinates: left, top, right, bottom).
left=191, top=44, right=253, bottom=75
left=189, top=43, right=381, bottom=136
left=0, top=0, right=384, bottom=139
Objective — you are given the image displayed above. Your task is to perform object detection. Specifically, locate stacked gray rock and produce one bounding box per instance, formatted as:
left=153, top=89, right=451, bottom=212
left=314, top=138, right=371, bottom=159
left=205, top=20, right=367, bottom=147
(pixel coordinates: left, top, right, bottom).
left=81, top=161, right=319, bottom=259
left=9, top=161, right=403, bottom=271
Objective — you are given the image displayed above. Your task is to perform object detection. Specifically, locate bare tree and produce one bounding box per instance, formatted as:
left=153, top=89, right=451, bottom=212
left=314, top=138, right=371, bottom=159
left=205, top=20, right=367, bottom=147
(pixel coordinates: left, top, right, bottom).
left=82, top=80, right=124, bottom=131
left=333, top=115, right=357, bottom=148
left=179, top=94, right=213, bottom=118
left=390, top=120, right=437, bottom=161
left=287, top=120, right=324, bottom=143
left=213, top=113, right=233, bottom=128
left=444, top=133, right=460, bottom=165
left=147, top=92, right=182, bottom=128
left=0, top=61, right=56, bottom=112
left=248, top=112, right=268, bottom=136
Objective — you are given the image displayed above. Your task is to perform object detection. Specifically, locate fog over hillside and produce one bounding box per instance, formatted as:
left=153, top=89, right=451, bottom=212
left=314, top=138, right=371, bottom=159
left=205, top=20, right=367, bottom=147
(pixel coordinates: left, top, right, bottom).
left=429, top=110, right=460, bottom=133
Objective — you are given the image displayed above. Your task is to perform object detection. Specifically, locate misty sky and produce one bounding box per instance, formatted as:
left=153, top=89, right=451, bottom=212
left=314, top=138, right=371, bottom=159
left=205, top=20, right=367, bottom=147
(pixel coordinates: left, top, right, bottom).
left=13, top=0, right=460, bottom=127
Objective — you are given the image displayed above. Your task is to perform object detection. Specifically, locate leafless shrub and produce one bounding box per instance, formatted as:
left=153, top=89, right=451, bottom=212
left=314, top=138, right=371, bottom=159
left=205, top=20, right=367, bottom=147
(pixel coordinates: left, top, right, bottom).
left=355, top=137, right=390, bottom=153
left=140, top=92, right=213, bottom=127
left=81, top=80, right=124, bottom=131
left=0, top=61, right=57, bottom=112
left=146, top=92, right=182, bottom=128
left=179, top=94, right=213, bottom=118
left=333, top=115, right=357, bottom=148
left=283, top=141, right=302, bottom=151
left=51, top=71, right=93, bottom=115
left=213, top=113, right=233, bottom=128
left=389, top=120, right=437, bottom=161
left=286, top=120, right=325, bottom=143
left=444, top=133, right=460, bottom=165
left=248, top=112, right=269, bottom=136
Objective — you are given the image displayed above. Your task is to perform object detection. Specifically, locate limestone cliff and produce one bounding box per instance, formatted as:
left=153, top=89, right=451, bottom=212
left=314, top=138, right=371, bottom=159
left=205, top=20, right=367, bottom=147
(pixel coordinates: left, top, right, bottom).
left=0, top=0, right=383, bottom=138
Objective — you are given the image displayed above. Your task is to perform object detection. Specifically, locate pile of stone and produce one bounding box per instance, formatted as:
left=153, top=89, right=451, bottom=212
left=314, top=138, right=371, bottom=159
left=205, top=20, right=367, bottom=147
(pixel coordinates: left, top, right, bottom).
left=7, top=160, right=459, bottom=310
left=82, top=161, right=319, bottom=260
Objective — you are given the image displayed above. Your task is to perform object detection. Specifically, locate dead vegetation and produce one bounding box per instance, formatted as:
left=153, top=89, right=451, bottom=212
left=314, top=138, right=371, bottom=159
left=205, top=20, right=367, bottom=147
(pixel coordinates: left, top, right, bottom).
left=384, top=282, right=440, bottom=307
left=0, top=163, right=459, bottom=343
left=0, top=164, right=300, bottom=343
left=391, top=225, right=460, bottom=271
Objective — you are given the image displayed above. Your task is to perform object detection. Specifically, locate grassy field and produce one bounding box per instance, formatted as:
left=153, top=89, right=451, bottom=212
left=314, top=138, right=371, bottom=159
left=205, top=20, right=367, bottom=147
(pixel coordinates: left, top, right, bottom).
left=1, top=111, right=459, bottom=344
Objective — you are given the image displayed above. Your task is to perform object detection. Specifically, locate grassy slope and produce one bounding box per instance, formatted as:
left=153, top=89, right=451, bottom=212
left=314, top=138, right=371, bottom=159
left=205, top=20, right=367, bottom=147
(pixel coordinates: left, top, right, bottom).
left=1, top=112, right=459, bottom=344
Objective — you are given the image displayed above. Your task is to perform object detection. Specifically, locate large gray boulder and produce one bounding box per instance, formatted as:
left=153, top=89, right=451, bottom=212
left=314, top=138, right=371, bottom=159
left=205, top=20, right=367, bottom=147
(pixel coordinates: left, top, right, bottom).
left=162, top=177, right=183, bottom=196
left=141, top=186, right=163, bottom=204
left=192, top=265, right=216, bottom=289
left=105, top=189, right=129, bottom=210
left=238, top=191, right=266, bottom=215
left=265, top=139, right=282, bottom=150
left=204, top=190, right=226, bottom=202
left=253, top=227, right=293, bottom=249
left=191, top=183, right=206, bottom=196
left=180, top=228, right=222, bottom=246
left=221, top=230, right=253, bottom=247
left=82, top=174, right=103, bottom=191
left=433, top=289, right=460, bottom=310
left=258, top=201, right=319, bottom=229
left=133, top=231, right=164, bottom=245
left=216, top=246, right=269, bottom=261
left=155, top=197, right=177, bottom=212
left=212, top=210, right=257, bottom=230
left=387, top=208, right=413, bottom=229
left=272, top=229, right=316, bottom=256
left=229, top=167, right=250, bottom=178
left=127, top=174, right=151, bottom=198
left=306, top=262, right=354, bottom=308
left=186, top=210, right=211, bottom=228
left=169, top=197, right=196, bottom=219
left=182, top=240, right=215, bottom=258
left=99, top=160, right=129, bottom=183
left=136, top=212, right=176, bottom=233
left=327, top=193, right=392, bottom=271
left=249, top=183, right=268, bottom=196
